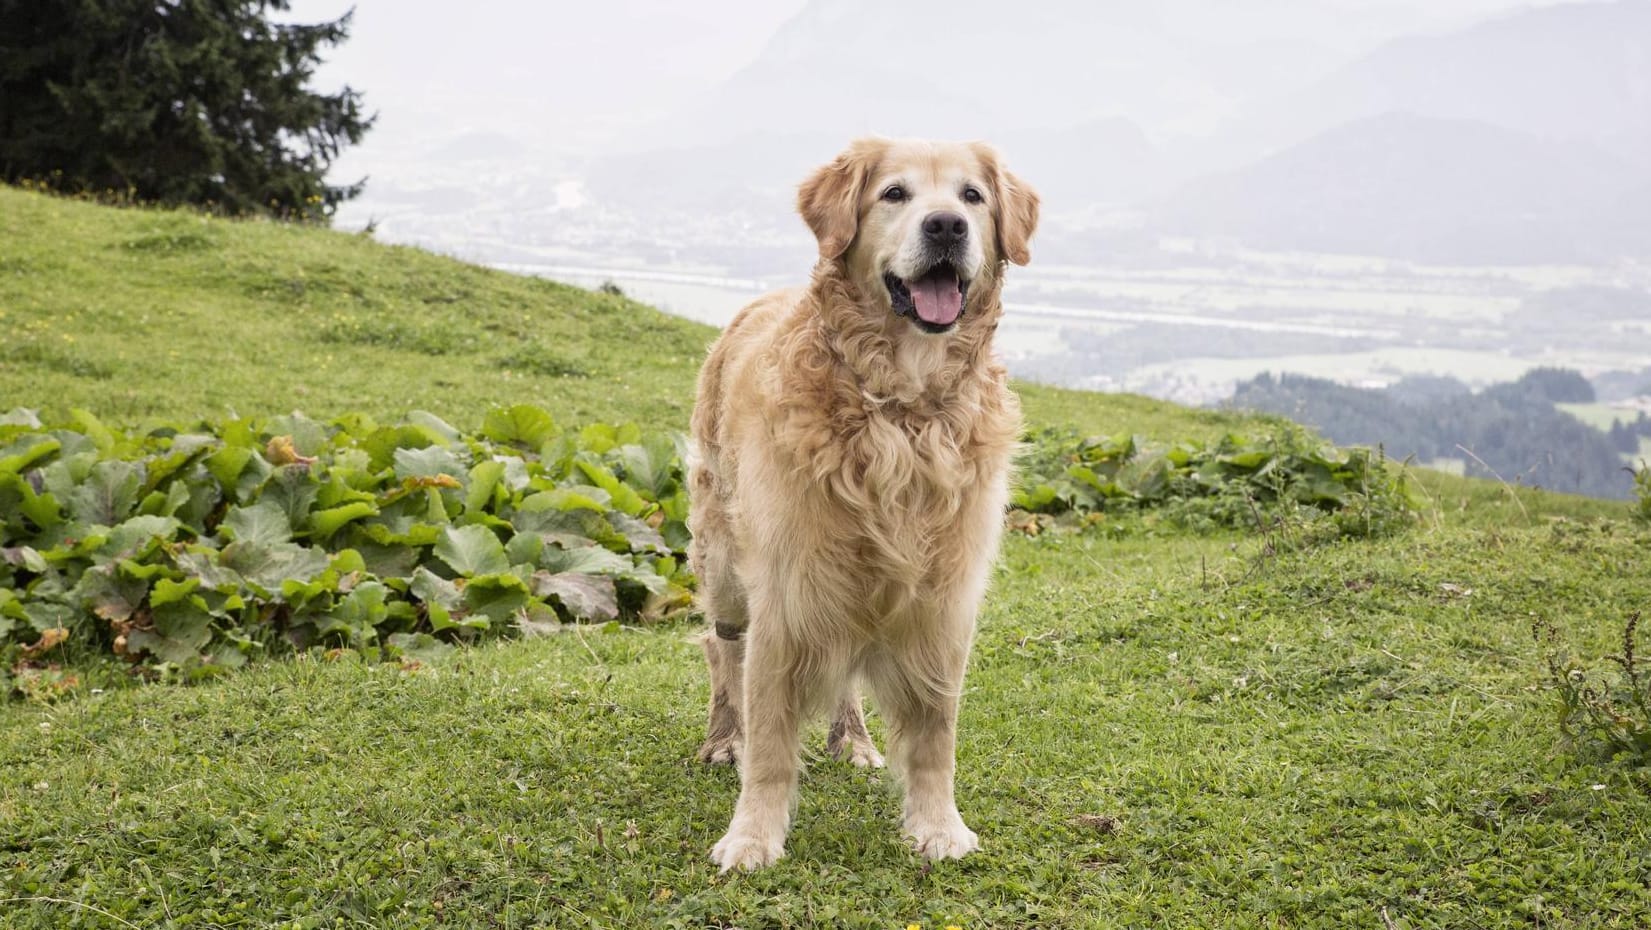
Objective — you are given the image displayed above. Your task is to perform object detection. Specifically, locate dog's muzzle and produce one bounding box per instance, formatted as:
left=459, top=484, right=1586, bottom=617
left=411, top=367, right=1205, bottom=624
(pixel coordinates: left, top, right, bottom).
left=885, top=264, right=969, bottom=334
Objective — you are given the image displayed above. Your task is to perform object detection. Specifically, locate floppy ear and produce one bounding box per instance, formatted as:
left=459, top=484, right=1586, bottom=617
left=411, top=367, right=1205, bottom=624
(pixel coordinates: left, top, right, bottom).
left=997, top=168, right=1040, bottom=266
left=974, top=144, right=1040, bottom=266
left=797, top=139, right=882, bottom=260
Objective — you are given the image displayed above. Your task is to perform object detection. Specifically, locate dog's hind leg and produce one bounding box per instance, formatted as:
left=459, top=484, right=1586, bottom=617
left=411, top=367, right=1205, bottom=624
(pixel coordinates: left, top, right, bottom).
left=826, top=689, right=884, bottom=768
left=699, top=625, right=745, bottom=764
left=696, top=557, right=750, bottom=764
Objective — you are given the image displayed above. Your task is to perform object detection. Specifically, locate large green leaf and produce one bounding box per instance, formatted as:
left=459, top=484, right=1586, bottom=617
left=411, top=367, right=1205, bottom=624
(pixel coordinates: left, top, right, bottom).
left=465, top=459, right=507, bottom=515
left=579, top=422, right=642, bottom=454
left=409, top=566, right=463, bottom=631
left=406, top=411, right=462, bottom=443
left=127, top=601, right=214, bottom=664
left=1, top=545, right=50, bottom=573
left=358, top=424, right=449, bottom=471
left=608, top=513, right=669, bottom=555
left=140, top=434, right=217, bottom=494
left=222, top=502, right=293, bottom=546
left=68, top=459, right=144, bottom=526
left=531, top=571, right=618, bottom=621
left=205, top=444, right=253, bottom=489
left=433, top=524, right=509, bottom=577
left=102, top=515, right=182, bottom=557
left=460, top=573, right=530, bottom=627
left=0, top=589, right=22, bottom=640
left=482, top=404, right=558, bottom=449
left=318, top=582, right=389, bottom=646
left=574, top=459, right=649, bottom=516
left=149, top=576, right=202, bottom=608
left=538, top=544, right=632, bottom=577
left=72, top=564, right=148, bottom=623
left=0, top=408, right=42, bottom=428
left=519, top=487, right=609, bottom=515
left=260, top=465, right=320, bottom=529
left=14, top=478, right=63, bottom=531
left=0, top=434, right=61, bottom=476
left=173, top=548, right=249, bottom=591
left=393, top=445, right=468, bottom=483
left=308, top=501, right=379, bottom=538
left=617, top=437, right=680, bottom=498
left=219, top=540, right=328, bottom=594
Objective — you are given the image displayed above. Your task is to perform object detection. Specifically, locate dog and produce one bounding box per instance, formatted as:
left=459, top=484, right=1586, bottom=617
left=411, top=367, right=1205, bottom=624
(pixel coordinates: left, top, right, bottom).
left=686, top=137, right=1039, bottom=871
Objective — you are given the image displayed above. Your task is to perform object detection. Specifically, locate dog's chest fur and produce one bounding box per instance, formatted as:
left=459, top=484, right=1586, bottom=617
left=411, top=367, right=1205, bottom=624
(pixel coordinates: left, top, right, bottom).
left=770, top=361, right=1016, bottom=595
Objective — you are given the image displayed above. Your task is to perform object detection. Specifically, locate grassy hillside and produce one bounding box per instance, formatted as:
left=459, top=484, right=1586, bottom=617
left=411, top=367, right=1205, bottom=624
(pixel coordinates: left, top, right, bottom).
left=0, top=187, right=1236, bottom=443
left=0, top=187, right=710, bottom=432
left=2, top=189, right=1649, bottom=929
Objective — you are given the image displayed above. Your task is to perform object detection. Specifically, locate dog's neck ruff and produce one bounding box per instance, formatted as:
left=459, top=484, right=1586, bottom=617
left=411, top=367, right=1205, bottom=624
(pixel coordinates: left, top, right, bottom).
left=807, top=261, right=1001, bottom=412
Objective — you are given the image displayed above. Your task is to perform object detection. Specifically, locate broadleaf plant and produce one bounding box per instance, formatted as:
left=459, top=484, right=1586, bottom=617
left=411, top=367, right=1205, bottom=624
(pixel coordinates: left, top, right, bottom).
left=0, top=406, right=695, bottom=696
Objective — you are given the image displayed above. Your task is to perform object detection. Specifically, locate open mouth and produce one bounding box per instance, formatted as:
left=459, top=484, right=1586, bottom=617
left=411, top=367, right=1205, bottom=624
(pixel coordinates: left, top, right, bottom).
left=884, top=263, right=970, bottom=333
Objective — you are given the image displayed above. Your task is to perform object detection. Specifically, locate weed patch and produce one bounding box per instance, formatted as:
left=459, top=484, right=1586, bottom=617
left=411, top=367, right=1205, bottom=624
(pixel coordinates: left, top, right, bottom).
left=1633, top=461, right=1650, bottom=523
left=1535, top=612, right=1651, bottom=765
left=318, top=315, right=481, bottom=355
left=0, top=340, right=115, bottom=380
left=1012, top=425, right=1421, bottom=541
left=494, top=347, right=590, bottom=378
left=120, top=226, right=218, bottom=253
left=0, top=406, right=692, bottom=698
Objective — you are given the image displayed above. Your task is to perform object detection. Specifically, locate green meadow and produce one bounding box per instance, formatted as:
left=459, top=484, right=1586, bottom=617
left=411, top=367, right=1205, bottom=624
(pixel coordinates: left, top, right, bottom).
left=2, top=188, right=1648, bottom=928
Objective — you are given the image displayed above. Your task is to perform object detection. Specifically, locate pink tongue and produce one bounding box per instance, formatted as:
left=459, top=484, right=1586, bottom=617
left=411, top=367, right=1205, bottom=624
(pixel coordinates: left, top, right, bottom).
left=909, top=275, right=962, bottom=325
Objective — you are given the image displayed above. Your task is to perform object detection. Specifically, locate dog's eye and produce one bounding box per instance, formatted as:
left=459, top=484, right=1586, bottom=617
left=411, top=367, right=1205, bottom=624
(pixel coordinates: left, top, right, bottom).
left=881, top=185, right=907, bottom=203
left=962, top=186, right=984, bottom=205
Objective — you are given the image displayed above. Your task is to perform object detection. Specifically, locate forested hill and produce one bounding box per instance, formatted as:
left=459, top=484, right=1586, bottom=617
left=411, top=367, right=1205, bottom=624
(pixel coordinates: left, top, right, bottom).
left=1231, top=368, right=1635, bottom=499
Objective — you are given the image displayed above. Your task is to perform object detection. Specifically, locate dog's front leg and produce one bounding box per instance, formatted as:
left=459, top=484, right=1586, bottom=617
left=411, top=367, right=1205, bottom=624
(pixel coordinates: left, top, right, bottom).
left=874, top=640, right=980, bottom=861
left=711, top=622, right=809, bottom=871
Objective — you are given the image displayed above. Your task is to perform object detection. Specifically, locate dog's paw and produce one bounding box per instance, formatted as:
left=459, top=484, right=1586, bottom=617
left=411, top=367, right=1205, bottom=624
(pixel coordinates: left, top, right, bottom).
left=829, top=740, right=885, bottom=769
left=711, top=830, right=785, bottom=872
left=906, top=817, right=980, bottom=861
left=697, top=737, right=740, bottom=765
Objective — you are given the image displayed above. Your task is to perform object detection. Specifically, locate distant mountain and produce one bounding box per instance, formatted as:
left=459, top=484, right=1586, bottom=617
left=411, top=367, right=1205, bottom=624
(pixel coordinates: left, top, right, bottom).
left=1155, top=112, right=1651, bottom=264
left=1236, top=0, right=1651, bottom=158
left=592, top=0, right=1423, bottom=216
left=633, top=0, right=1186, bottom=145
left=996, top=119, right=1167, bottom=208
left=575, top=0, right=1651, bottom=265
left=582, top=118, right=1165, bottom=225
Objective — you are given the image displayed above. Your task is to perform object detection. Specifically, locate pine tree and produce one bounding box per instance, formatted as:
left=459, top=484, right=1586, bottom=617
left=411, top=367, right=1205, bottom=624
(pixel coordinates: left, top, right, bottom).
left=0, top=0, right=372, bottom=221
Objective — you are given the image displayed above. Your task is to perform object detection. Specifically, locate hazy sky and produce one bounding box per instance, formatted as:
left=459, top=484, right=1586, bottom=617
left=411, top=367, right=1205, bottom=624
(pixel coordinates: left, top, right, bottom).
left=284, top=0, right=807, bottom=147
left=285, top=0, right=1572, bottom=152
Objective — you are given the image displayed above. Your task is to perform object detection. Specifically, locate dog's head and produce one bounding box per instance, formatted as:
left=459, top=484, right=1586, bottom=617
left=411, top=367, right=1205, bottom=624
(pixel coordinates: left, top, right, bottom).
left=798, top=138, right=1039, bottom=334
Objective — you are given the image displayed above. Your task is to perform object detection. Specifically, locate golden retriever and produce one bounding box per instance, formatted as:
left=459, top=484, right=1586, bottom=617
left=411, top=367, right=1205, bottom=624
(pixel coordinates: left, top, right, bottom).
left=686, top=137, right=1039, bottom=871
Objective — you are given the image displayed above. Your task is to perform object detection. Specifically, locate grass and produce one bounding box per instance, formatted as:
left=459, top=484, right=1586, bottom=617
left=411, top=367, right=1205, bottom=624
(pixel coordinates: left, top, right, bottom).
left=0, top=188, right=709, bottom=433
left=3, top=187, right=1650, bottom=928
left=0, top=187, right=1235, bottom=443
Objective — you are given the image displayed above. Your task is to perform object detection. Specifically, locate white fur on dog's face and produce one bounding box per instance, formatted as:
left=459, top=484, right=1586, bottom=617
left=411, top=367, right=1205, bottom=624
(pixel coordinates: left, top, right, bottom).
left=850, top=141, right=991, bottom=287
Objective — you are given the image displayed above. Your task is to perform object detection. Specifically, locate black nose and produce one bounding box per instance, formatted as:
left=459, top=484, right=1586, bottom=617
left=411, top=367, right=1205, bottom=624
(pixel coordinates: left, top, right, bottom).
left=922, top=211, right=968, bottom=247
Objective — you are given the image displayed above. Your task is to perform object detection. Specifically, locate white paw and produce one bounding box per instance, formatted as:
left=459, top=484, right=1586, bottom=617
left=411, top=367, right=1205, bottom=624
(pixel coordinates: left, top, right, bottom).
left=698, top=738, right=740, bottom=765
left=711, top=830, right=785, bottom=872
left=833, top=742, right=885, bottom=769
left=906, top=818, right=980, bottom=861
